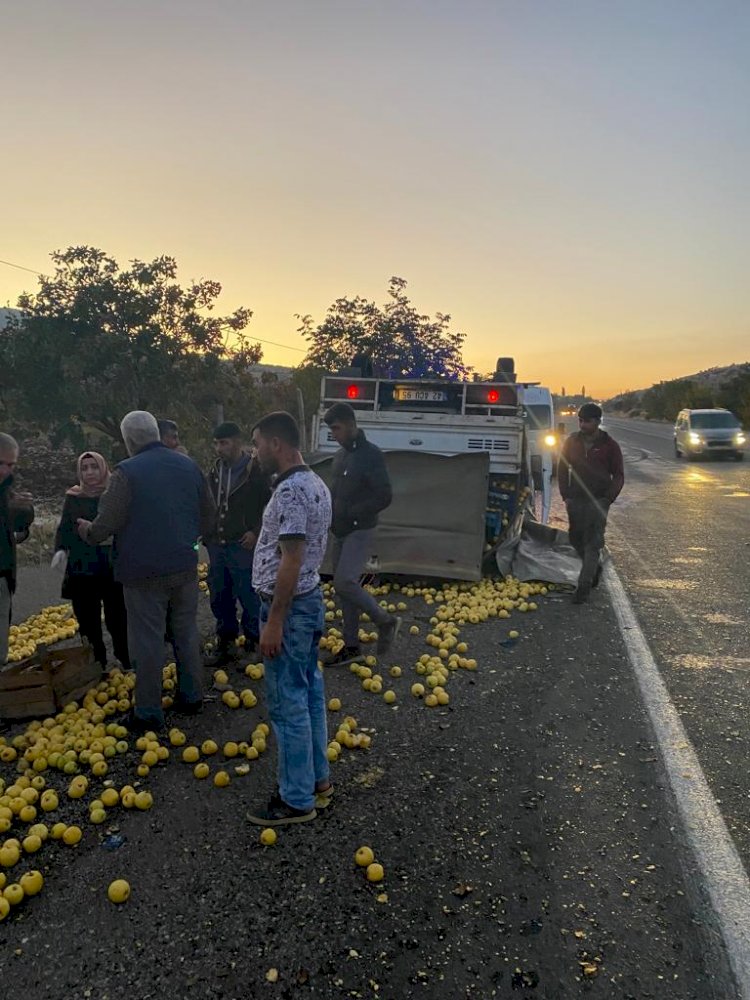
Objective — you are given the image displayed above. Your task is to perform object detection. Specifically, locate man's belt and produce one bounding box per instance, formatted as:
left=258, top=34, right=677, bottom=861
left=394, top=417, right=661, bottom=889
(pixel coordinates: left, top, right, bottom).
left=257, top=585, right=320, bottom=603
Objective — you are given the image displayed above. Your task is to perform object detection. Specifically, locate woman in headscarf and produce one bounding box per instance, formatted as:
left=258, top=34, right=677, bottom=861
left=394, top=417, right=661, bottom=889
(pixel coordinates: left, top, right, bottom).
left=53, top=452, right=130, bottom=669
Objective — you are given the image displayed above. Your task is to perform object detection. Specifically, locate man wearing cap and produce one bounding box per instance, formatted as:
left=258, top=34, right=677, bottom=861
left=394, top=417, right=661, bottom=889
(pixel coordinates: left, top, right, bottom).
left=205, top=422, right=271, bottom=664
left=559, top=403, right=624, bottom=603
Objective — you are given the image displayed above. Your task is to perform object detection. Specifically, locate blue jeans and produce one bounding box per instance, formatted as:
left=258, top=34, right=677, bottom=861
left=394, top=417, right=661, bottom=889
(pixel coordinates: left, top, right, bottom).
left=260, top=589, right=328, bottom=812
left=207, top=542, right=260, bottom=642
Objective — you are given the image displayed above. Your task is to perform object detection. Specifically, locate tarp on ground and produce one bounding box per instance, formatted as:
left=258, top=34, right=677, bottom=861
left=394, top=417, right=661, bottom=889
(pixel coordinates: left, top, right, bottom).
left=310, top=451, right=489, bottom=582
left=493, top=515, right=586, bottom=586
left=511, top=518, right=583, bottom=585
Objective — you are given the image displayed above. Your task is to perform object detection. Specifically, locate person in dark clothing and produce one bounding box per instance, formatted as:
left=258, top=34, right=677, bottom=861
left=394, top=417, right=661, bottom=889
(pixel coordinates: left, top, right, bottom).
left=205, top=421, right=271, bottom=665
left=559, top=403, right=625, bottom=604
left=1, top=432, right=35, bottom=668
left=322, top=402, right=400, bottom=666
left=157, top=419, right=180, bottom=451
left=78, top=411, right=216, bottom=732
left=53, top=451, right=130, bottom=669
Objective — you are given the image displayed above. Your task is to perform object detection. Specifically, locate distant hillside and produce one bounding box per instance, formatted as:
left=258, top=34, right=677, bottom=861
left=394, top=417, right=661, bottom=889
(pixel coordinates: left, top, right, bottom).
left=606, top=362, right=750, bottom=425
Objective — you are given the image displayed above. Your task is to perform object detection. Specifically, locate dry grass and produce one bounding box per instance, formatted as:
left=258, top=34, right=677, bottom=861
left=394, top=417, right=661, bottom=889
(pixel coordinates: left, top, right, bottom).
left=16, top=514, right=58, bottom=567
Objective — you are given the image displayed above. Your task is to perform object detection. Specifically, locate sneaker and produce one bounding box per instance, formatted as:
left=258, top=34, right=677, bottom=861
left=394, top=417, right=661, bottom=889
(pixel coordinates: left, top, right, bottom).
left=247, top=798, right=317, bottom=827
left=572, top=585, right=590, bottom=605
left=172, top=693, right=203, bottom=716
left=376, top=616, right=402, bottom=658
left=323, top=646, right=361, bottom=667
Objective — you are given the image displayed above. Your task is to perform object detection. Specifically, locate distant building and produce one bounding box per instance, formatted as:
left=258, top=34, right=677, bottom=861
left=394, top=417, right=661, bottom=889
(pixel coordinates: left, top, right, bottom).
left=0, top=307, right=23, bottom=329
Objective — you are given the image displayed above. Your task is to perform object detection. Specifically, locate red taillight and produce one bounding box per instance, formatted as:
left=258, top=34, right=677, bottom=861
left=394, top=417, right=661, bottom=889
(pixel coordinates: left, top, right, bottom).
left=487, top=389, right=499, bottom=403
left=346, top=384, right=360, bottom=399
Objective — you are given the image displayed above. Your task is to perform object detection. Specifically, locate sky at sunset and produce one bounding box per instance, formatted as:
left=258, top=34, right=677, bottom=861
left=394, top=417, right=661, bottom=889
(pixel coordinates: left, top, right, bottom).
left=3, top=0, right=749, bottom=397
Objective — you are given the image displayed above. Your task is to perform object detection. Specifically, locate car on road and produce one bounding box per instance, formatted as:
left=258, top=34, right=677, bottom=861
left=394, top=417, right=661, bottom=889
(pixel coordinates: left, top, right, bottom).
left=674, top=408, right=746, bottom=461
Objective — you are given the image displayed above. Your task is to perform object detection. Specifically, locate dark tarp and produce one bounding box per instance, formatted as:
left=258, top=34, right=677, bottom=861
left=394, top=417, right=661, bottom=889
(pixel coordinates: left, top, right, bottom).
left=311, top=451, right=489, bottom=581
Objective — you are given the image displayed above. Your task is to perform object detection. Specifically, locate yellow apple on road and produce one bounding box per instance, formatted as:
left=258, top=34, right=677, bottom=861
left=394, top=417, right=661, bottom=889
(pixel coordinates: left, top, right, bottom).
left=355, top=846, right=374, bottom=867
left=20, top=870, right=44, bottom=896
left=366, top=863, right=385, bottom=883
left=3, top=882, right=24, bottom=906
left=62, top=825, right=82, bottom=846
left=107, top=879, right=131, bottom=904
left=134, top=791, right=153, bottom=811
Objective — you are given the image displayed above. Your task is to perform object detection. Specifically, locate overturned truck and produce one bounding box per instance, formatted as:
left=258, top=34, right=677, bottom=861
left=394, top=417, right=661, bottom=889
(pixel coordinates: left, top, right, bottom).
left=309, top=361, right=551, bottom=582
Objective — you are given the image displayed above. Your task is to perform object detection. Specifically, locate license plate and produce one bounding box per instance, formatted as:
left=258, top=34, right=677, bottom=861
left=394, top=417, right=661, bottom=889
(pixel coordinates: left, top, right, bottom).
left=394, top=387, right=447, bottom=402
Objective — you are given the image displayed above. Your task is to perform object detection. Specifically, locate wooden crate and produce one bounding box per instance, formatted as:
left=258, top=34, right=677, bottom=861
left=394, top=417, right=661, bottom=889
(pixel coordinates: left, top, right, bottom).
left=46, top=645, right=101, bottom=706
left=0, top=642, right=99, bottom=720
left=0, top=658, right=56, bottom=719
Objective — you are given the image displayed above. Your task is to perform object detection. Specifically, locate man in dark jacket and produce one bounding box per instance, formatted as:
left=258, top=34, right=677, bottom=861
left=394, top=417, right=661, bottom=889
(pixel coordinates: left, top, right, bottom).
left=0, top=432, right=35, bottom=669
left=78, top=411, right=216, bottom=731
left=323, top=403, right=400, bottom=665
left=205, top=421, right=271, bottom=664
left=559, top=403, right=624, bottom=603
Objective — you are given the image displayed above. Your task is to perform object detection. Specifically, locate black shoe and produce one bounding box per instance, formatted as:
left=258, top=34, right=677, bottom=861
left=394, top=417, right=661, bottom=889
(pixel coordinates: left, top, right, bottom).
left=172, top=693, right=203, bottom=716
left=247, top=798, right=317, bottom=827
left=204, top=641, right=238, bottom=668
left=323, top=646, right=361, bottom=667
left=572, top=586, right=590, bottom=605
left=377, top=615, right=402, bottom=658
left=125, top=710, right=165, bottom=735
left=242, top=636, right=260, bottom=660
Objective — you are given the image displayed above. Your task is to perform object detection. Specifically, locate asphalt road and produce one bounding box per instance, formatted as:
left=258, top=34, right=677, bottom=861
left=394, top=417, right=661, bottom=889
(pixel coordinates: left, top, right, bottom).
left=0, top=585, right=737, bottom=999
left=586, top=417, right=750, bottom=874
left=2, top=427, right=747, bottom=997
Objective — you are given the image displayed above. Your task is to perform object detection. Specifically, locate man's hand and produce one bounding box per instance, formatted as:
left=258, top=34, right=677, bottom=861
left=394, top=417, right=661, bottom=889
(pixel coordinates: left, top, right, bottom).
left=259, top=619, right=283, bottom=659
left=76, top=518, right=92, bottom=541
left=239, top=530, right=257, bottom=551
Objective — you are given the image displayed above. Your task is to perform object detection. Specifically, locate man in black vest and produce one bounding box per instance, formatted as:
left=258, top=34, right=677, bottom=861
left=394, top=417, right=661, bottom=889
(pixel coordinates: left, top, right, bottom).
left=78, top=411, right=216, bottom=732
left=323, top=403, right=400, bottom=665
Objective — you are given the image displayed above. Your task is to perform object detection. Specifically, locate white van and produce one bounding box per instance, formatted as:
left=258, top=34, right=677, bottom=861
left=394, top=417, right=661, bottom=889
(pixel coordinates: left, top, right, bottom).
left=674, top=408, right=746, bottom=461
left=519, top=385, right=557, bottom=521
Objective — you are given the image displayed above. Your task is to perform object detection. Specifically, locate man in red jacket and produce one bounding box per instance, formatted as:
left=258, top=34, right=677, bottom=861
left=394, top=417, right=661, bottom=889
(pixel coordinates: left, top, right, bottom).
left=559, top=403, right=624, bottom=603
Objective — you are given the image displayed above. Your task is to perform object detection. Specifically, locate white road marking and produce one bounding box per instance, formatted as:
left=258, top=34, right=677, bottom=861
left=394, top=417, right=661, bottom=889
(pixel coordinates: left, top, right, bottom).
left=605, top=420, right=674, bottom=441
left=605, top=563, right=750, bottom=998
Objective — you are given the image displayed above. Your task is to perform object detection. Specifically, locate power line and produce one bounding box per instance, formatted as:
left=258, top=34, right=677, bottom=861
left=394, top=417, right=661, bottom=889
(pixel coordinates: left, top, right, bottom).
left=0, top=257, right=44, bottom=275
left=252, top=336, right=306, bottom=353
